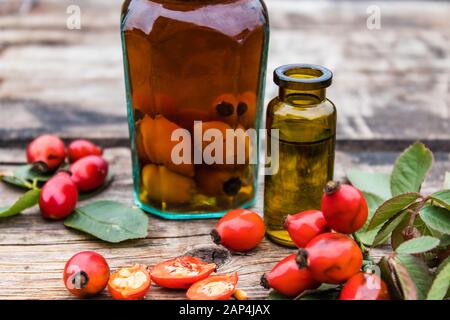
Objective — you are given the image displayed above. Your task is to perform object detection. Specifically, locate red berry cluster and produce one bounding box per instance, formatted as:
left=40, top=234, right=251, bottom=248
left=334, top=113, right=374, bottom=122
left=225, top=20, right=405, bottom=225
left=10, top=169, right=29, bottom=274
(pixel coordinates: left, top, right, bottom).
left=262, top=181, right=390, bottom=300
left=27, top=135, right=108, bottom=220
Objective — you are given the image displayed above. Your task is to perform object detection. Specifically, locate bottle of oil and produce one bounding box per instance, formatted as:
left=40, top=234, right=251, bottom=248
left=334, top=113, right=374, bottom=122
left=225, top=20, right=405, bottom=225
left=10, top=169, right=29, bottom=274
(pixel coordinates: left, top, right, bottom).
left=264, top=64, right=336, bottom=247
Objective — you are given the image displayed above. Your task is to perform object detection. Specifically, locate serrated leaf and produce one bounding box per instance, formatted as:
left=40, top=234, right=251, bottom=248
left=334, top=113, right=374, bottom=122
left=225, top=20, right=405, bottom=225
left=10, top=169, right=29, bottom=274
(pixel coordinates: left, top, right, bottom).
left=347, top=170, right=391, bottom=199
left=430, top=190, right=450, bottom=210
left=368, top=193, right=421, bottom=230
left=395, top=236, right=440, bottom=254
left=356, top=192, right=385, bottom=245
left=64, top=200, right=148, bottom=243
left=78, top=171, right=114, bottom=200
left=395, top=254, right=432, bottom=300
left=427, top=256, right=450, bottom=300
left=0, top=189, right=41, bottom=218
left=373, top=210, right=409, bottom=246
left=390, top=142, right=433, bottom=196
left=419, top=205, right=450, bottom=234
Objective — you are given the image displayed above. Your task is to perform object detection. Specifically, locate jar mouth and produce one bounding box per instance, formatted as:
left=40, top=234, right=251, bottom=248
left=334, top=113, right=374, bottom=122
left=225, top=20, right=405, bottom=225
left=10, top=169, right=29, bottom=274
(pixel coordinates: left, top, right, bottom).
left=274, top=64, right=333, bottom=90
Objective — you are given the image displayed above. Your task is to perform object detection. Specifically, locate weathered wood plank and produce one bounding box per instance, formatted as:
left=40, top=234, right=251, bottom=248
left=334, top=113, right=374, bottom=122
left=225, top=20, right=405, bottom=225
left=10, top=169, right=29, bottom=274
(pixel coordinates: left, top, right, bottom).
left=0, top=0, right=449, bottom=142
left=0, top=146, right=447, bottom=299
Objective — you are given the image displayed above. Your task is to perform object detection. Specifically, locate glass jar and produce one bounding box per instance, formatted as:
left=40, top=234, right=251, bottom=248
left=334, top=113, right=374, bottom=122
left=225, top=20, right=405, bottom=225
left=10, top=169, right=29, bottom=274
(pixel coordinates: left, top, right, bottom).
left=264, top=64, right=337, bottom=246
left=121, top=0, right=269, bottom=219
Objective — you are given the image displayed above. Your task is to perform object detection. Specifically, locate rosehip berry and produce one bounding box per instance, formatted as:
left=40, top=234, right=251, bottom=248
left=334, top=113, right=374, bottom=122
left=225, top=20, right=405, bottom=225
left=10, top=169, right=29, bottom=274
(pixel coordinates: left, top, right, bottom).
left=321, top=181, right=368, bottom=234
left=70, top=155, right=109, bottom=192
left=340, top=272, right=390, bottom=300
left=26, top=135, right=66, bottom=172
left=67, top=139, right=102, bottom=163
left=63, top=251, right=110, bottom=298
left=39, top=172, right=78, bottom=220
left=296, top=233, right=363, bottom=284
left=211, top=209, right=265, bottom=252
left=284, top=210, right=330, bottom=248
left=261, top=254, right=320, bottom=297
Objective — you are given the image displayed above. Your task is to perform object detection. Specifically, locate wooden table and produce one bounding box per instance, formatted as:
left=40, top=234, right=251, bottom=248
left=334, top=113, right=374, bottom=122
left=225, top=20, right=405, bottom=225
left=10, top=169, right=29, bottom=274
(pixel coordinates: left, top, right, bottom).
left=0, top=0, right=449, bottom=300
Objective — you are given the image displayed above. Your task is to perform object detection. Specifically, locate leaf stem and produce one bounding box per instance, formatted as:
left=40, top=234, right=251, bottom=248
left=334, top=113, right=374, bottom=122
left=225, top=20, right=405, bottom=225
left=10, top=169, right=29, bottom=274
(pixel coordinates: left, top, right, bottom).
left=404, top=196, right=429, bottom=240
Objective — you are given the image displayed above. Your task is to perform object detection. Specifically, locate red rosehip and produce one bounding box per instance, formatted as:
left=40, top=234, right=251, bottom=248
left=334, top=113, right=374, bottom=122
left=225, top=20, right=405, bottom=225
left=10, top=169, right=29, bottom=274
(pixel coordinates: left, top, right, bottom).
left=261, top=254, right=320, bottom=297
left=211, top=209, right=265, bottom=252
left=284, top=210, right=330, bottom=248
left=63, top=251, right=110, bottom=298
left=67, top=139, right=102, bottom=163
left=296, top=233, right=363, bottom=284
left=26, top=135, right=66, bottom=172
left=321, top=181, right=368, bottom=234
left=340, top=272, right=390, bottom=300
left=39, top=172, right=78, bottom=220
left=70, top=155, right=108, bottom=192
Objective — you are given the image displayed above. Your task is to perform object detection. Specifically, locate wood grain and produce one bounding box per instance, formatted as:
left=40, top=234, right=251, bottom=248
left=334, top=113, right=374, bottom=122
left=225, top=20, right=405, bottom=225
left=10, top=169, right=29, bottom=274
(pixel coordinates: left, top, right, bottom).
left=0, top=146, right=448, bottom=299
left=0, top=0, right=449, bottom=143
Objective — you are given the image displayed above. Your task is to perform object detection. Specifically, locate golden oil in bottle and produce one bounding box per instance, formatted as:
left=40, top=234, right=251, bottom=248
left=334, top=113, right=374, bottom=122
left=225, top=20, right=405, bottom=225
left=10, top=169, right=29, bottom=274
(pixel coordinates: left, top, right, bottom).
left=264, top=64, right=336, bottom=247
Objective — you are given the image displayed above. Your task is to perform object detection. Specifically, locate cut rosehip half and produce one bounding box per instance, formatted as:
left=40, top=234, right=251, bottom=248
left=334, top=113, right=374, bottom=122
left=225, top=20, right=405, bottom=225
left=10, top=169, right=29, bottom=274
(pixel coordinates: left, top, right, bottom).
left=186, top=273, right=238, bottom=300
left=108, top=264, right=151, bottom=300
left=151, top=256, right=216, bottom=289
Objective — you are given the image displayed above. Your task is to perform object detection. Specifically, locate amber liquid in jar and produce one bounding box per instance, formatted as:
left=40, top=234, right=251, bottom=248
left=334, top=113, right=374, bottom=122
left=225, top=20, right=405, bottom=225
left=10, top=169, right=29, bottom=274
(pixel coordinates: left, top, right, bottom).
left=264, top=65, right=336, bottom=246
left=121, top=0, right=269, bottom=218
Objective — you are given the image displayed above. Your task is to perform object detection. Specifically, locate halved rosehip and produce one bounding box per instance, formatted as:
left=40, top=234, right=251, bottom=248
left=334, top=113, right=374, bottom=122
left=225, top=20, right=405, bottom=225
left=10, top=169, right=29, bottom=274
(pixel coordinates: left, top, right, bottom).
left=67, top=139, right=102, bottom=163
left=187, top=273, right=238, bottom=300
left=70, top=155, right=108, bottom=192
left=40, top=172, right=78, bottom=220
left=150, top=256, right=216, bottom=289
left=108, top=264, right=151, bottom=300
left=26, top=135, right=66, bottom=172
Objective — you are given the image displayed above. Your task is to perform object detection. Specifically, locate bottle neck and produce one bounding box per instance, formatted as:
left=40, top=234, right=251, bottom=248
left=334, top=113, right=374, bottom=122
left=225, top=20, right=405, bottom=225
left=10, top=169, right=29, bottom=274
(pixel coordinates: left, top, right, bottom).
left=279, top=87, right=327, bottom=106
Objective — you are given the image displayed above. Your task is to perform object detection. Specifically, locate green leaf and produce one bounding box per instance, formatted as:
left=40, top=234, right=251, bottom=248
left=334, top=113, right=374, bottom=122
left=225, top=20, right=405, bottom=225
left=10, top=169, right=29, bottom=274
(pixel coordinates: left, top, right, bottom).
left=390, top=142, right=433, bottom=196
left=395, top=236, right=440, bottom=254
left=430, top=190, right=450, bottom=210
left=444, top=172, right=450, bottom=189
left=347, top=169, right=391, bottom=199
left=14, top=165, right=53, bottom=183
left=395, top=254, right=432, bottom=300
left=356, top=192, right=385, bottom=245
left=372, top=210, right=409, bottom=246
left=78, top=171, right=114, bottom=200
left=0, top=189, right=41, bottom=218
left=379, top=256, right=403, bottom=300
left=368, top=193, right=421, bottom=230
left=1, top=165, right=53, bottom=189
left=439, top=234, right=450, bottom=247
left=268, top=291, right=291, bottom=300
left=419, top=205, right=450, bottom=234
left=390, top=256, right=418, bottom=300
left=1, top=175, right=32, bottom=189
left=64, top=200, right=149, bottom=243
left=295, top=284, right=340, bottom=300
left=427, top=256, right=450, bottom=300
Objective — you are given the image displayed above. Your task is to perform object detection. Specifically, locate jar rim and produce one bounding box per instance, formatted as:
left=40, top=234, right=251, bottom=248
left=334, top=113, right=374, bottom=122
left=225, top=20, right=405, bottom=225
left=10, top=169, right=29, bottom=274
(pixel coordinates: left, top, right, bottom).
left=274, top=64, right=333, bottom=90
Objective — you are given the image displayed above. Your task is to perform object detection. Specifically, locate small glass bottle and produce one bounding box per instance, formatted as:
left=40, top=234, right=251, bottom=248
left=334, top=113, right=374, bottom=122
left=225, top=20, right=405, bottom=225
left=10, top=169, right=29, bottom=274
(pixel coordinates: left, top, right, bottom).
left=264, top=64, right=337, bottom=247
